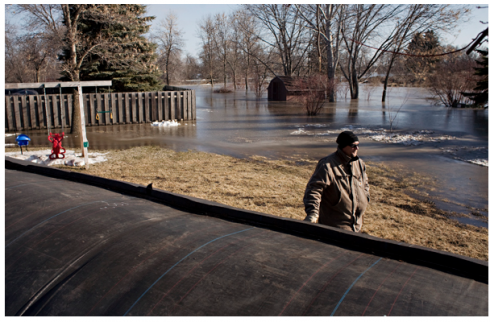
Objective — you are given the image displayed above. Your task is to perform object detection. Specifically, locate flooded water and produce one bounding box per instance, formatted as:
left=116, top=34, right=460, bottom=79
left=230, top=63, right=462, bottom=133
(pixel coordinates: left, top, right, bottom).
left=8, top=85, right=488, bottom=227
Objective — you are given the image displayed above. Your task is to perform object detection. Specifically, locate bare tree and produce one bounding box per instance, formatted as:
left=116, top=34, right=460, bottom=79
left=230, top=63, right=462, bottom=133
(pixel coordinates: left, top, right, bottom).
left=383, top=88, right=411, bottom=133
left=11, top=4, right=64, bottom=36
left=198, top=15, right=217, bottom=86
left=427, top=50, right=478, bottom=107
left=295, top=4, right=345, bottom=101
left=7, top=4, right=64, bottom=83
left=184, top=54, right=201, bottom=80
left=380, top=5, right=470, bottom=102
left=292, top=75, right=328, bottom=115
left=243, top=4, right=311, bottom=77
left=22, top=35, right=50, bottom=82
left=5, top=20, right=28, bottom=83
left=212, top=13, right=231, bottom=88
left=338, top=4, right=404, bottom=99
left=153, top=12, right=184, bottom=85
left=232, top=9, right=267, bottom=91
left=251, top=55, right=270, bottom=98
left=227, top=13, right=244, bottom=90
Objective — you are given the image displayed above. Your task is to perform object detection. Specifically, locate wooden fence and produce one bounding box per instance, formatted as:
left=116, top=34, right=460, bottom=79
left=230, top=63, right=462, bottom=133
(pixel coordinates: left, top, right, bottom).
left=5, top=90, right=196, bottom=132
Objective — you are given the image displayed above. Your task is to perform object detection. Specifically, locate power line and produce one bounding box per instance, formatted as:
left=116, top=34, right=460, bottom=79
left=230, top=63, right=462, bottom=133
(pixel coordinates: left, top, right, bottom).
left=348, top=28, right=488, bottom=58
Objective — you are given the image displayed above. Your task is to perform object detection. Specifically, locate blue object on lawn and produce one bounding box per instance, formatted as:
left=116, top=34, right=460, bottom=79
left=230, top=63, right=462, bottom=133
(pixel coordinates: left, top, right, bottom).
left=16, top=134, right=30, bottom=154
left=16, top=134, right=31, bottom=146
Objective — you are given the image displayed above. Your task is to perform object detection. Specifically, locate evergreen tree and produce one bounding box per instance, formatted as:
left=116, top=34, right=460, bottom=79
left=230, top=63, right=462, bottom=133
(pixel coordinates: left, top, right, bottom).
left=60, top=4, right=162, bottom=92
left=405, top=30, right=441, bottom=84
left=462, top=49, right=488, bottom=108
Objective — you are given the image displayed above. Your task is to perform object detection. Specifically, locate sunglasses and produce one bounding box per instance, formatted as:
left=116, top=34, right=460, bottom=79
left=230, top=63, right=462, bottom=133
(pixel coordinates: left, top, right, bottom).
left=350, top=144, right=359, bottom=148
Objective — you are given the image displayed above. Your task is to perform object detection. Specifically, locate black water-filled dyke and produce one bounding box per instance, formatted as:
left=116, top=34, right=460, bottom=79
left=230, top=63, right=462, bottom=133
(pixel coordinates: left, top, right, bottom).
left=5, top=158, right=488, bottom=316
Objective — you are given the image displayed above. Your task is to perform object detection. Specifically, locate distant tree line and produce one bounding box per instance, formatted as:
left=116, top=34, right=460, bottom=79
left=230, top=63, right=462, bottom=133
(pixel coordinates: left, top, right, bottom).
left=5, top=4, right=487, bottom=107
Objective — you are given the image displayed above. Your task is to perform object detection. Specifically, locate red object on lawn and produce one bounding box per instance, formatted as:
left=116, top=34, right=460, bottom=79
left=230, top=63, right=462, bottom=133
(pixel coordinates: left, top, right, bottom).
left=48, top=132, right=66, bottom=159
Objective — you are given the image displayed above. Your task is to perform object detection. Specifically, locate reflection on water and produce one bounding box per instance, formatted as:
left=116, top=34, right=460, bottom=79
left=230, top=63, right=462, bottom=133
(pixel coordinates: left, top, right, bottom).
left=9, top=85, right=488, bottom=226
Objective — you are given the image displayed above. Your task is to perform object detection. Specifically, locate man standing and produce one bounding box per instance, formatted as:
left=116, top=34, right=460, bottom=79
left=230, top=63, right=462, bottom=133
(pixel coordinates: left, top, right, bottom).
left=303, top=131, right=370, bottom=232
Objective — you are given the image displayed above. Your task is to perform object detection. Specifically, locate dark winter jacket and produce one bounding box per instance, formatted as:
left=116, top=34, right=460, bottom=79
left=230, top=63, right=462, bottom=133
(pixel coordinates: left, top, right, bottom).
left=303, top=148, right=370, bottom=232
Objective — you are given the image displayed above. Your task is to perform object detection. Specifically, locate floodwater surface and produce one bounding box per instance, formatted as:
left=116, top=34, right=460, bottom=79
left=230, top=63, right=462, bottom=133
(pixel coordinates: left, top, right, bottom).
left=8, top=85, right=488, bottom=227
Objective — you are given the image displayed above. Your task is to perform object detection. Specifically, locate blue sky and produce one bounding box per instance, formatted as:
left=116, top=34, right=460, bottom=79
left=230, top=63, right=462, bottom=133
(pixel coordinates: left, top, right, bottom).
left=144, top=3, right=239, bottom=57
left=144, top=3, right=489, bottom=58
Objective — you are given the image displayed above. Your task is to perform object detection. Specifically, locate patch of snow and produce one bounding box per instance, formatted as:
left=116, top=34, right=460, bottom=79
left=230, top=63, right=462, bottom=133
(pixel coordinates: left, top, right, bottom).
left=466, top=159, right=488, bottom=167
left=151, top=120, right=180, bottom=127
left=328, top=126, right=456, bottom=146
left=352, top=128, right=386, bottom=135
left=322, top=130, right=342, bottom=134
left=5, top=149, right=109, bottom=167
left=200, top=109, right=214, bottom=113
left=5, top=143, right=15, bottom=147
left=5, top=133, right=15, bottom=137
left=291, top=128, right=309, bottom=135
left=369, top=132, right=456, bottom=146
left=290, top=125, right=457, bottom=146
left=370, top=134, right=425, bottom=146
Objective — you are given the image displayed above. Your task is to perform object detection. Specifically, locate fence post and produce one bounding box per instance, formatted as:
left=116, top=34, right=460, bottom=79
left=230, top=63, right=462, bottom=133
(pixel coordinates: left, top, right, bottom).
left=5, top=96, right=14, bottom=131
left=163, top=92, right=169, bottom=120
left=20, top=96, right=29, bottom=130
left=88, top=93, right=95, bottom=126
left=38, top=95, right=46, bottom=129
left=144, top=92, right=150, bottom=122
left=110, top=93, right=115, bottom=124
left=170, top=91, right=175, bottom=120
left=192, top=90, right=196, bottom=120
left=125, top=93, right=131, bottom=123
left=29, top=96, right=37, bottom=129
left=177, top=91, right=182, bottom=120
left=67, top=94, right=72, bottom=128
left=59, top=94, right=65, bottom=129
left=151, top=92, right=157, bottom=121
left=182, top=91, right=188, bottom=120
left=14, top=97, right=22, bottom=131
left=131, top=93, right=137, bottom=123
left=117, top=93, right=123, bottom=124
left=96, top=93, right=103, bottom=125
left=188, top=90, right=193, bottom=120
left=138, top=93, right=143, bottom=123
left=52, top=94, right=60, bottom=128
left=104, top=93, right=110, bottom=125
left=158, top=92, right=163, bottom=121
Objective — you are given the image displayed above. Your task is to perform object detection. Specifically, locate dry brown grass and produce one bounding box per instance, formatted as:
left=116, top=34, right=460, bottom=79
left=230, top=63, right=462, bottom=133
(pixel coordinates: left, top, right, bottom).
left=7, top=145, right=488, bottom=261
